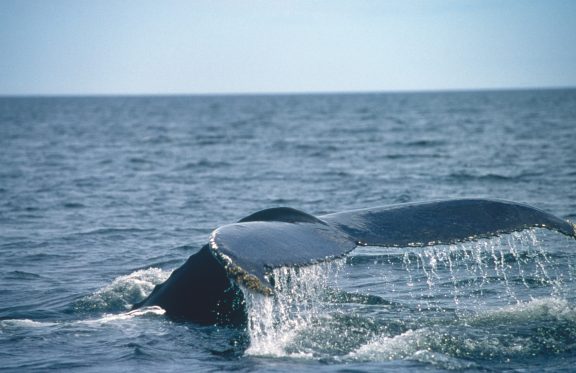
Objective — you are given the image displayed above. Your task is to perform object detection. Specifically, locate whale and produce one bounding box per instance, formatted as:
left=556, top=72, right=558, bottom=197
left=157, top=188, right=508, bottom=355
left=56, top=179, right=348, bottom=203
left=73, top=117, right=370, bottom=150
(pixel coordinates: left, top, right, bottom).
left=133, top=198, right=576, bottom=325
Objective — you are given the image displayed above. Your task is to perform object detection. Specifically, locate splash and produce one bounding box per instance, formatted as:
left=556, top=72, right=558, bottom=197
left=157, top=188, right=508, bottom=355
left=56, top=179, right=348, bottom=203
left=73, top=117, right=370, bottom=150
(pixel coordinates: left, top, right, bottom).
left=73, top=268, right=171, bottom=313
left=241, top=229, right=575, bottom=364
left=347, top=297, right=576, bottom=364
left=243, top=259, right=345, bottom=357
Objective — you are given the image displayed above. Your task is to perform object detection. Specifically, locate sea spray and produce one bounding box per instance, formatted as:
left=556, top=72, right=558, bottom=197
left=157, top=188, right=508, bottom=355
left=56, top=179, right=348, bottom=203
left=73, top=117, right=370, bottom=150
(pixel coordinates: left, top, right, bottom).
left=73, top=268, right=171, bottom=313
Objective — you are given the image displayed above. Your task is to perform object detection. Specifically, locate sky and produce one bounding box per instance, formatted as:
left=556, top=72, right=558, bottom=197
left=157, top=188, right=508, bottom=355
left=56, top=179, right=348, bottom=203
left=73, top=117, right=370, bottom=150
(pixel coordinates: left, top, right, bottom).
left=1, top=0, right=575, bottom=95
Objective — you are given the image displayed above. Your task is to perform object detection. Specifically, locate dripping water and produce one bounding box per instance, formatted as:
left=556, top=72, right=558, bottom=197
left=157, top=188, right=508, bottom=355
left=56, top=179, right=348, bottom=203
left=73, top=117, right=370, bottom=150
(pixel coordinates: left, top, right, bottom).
left=243, top=259, right=345, bottom=357
left=240, top=230, right=575, bottom=361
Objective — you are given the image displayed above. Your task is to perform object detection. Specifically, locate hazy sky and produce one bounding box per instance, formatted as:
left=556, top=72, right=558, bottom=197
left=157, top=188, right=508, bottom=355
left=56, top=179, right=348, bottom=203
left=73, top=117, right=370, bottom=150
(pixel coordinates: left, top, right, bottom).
left=1, top=0, right=575, bottom=95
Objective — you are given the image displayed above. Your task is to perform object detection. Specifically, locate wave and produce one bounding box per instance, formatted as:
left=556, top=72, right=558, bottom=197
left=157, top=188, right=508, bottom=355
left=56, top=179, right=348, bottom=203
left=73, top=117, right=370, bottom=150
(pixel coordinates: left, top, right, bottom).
left=345, top=329, right=478, bottom=369
left=175, top=159, right=232, bottom=170
left=403, top=139, right=448, bottom=147
left=75, top=227, right=153, bottom=237
left=447, top=171, right=544, bottom=183
left=2, top=270, right=42, bottom=280
left=0, top=319, right=57, bottom=329
left=469, top=297, right=576, bottom=325
left=347, top=297, right=576, bottom=365
left=72, top=268, right=170, bottom=313
left=0, top=306, right=166, bottom=335
left=240, top=295, right=576, bottom=368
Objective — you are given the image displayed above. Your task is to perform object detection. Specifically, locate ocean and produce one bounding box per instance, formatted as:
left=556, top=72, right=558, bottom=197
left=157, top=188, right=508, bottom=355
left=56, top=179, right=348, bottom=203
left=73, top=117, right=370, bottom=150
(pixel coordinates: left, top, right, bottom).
left=1, top=89, right=575, bottom=372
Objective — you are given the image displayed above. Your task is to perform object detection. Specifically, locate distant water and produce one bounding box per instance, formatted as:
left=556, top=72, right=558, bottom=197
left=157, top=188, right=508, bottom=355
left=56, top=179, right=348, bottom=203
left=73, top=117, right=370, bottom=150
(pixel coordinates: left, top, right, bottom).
left=1, top=90, right=575, bottom=372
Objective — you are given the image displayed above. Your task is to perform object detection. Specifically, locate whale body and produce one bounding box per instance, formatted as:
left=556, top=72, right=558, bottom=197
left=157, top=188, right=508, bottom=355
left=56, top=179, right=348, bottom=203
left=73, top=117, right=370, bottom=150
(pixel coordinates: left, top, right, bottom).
left=133, top=199, right=576, bottom=324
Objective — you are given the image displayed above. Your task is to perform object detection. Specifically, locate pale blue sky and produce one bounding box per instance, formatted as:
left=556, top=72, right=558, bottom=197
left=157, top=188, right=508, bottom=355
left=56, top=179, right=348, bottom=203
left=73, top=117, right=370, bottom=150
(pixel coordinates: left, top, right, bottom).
left=1, top=0, right=575, bottom=95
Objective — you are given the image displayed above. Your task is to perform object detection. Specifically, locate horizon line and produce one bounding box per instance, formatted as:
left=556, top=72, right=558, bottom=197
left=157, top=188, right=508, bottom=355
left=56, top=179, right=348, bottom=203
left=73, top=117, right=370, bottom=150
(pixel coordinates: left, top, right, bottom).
left=1, top=85, right=575, bottom=99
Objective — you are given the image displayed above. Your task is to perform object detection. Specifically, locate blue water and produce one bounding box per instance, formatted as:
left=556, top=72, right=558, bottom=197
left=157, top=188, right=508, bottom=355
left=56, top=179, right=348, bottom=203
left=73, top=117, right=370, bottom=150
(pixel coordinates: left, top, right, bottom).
left=1, top=90, right=575, bottom=372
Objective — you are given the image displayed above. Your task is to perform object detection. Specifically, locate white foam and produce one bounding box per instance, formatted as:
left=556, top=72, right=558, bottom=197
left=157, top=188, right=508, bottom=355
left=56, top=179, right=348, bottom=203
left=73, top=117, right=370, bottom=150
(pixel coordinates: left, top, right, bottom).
left=345, top=296, right=576, bottom=365
left=347, top=328, right=432, bottom=361
left=344, top=328, right=475, bottom=369
left=0, top=319, right=57, bottom=329
left=79, top=306, right=166, bottom=325
left=75, top=267, right=171, bottom=312
left=0, top=306, right=167, bottom=335
left=471, top=297, right=576, bottom=324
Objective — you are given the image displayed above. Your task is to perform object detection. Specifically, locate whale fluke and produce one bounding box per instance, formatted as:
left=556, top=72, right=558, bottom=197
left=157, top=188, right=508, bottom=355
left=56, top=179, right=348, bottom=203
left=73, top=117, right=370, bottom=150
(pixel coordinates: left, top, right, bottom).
left=135, top=199, right=575, bottom=324
left=209, top=211, right=354, bottom=294
left=321, top=199, right=575, bottom=247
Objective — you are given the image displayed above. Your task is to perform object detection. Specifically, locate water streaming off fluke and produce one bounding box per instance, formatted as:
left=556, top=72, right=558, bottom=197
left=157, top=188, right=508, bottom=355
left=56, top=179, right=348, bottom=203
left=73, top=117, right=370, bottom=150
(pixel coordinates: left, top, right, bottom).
left=243, top=260, right=346, bottom=357
left=241, top=230, right=576, bottom=366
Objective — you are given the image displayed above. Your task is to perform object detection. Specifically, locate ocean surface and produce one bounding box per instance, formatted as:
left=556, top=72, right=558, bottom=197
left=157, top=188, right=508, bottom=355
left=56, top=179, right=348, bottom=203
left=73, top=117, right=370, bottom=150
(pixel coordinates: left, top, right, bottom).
left=1, top=89, right=575, bottom=372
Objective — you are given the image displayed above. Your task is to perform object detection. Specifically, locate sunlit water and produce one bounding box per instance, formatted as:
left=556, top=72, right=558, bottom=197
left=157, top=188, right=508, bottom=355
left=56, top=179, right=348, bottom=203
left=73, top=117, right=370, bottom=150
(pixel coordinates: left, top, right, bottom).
left=1, top=90, right=575, bottom=371
left=242, top=230, right=575, bottom=369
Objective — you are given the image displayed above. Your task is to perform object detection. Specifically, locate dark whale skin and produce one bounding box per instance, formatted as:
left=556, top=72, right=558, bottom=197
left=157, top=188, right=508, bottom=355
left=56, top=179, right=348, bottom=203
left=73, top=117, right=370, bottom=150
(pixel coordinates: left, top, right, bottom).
left=134, top=199, right=575, bottom=325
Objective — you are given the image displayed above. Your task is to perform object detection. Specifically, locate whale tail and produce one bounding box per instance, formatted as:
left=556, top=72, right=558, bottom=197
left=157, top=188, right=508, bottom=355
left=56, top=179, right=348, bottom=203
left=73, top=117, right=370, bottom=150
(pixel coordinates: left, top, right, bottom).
left=135, top=199, right=575, bottom=324
left=320, top=199, right=576, bottom=247
left=133, top=245, right=246, bottom=325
